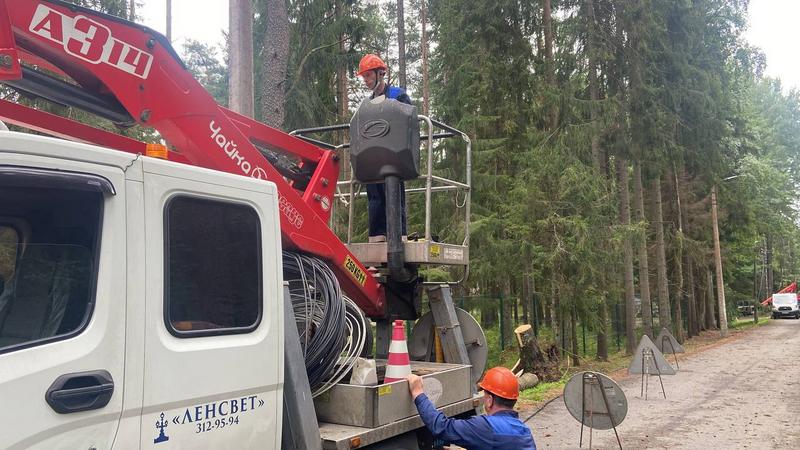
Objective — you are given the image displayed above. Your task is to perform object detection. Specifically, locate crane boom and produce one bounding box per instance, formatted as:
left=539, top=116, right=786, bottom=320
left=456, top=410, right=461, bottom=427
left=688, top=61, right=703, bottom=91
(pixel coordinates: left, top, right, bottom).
left=0, top=0, right=387, bottom=316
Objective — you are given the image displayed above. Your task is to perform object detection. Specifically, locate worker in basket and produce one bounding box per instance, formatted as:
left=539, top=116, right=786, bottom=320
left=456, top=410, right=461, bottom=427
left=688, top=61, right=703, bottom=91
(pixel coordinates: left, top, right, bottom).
left=406, top=367, right=537, bottom=449
left=357, top=53, right=411, bottom=243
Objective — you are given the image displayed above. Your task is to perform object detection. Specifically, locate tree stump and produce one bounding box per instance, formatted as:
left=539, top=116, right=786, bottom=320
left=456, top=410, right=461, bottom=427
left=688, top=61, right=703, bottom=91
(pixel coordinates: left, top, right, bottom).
left=514, top=324, right=560, bottom=382
left=518, top=372, right=540, bottom=390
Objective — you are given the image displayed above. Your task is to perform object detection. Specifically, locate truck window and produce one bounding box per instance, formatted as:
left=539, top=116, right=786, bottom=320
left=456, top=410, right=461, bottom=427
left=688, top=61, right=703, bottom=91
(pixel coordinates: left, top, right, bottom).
left=0, top=185, right=100, bottom=353
left=165, top=196, right=262, bottom=336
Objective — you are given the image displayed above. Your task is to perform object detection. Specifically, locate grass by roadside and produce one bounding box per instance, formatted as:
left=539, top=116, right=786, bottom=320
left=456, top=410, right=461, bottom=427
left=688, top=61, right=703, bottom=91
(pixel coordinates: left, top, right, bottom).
left=515, top=316, right=770, bottom=411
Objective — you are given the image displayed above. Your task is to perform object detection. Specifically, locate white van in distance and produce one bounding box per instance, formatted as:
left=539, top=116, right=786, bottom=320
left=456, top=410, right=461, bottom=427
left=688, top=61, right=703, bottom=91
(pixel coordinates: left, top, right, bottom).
left=771, top=293, right=800, bottom=319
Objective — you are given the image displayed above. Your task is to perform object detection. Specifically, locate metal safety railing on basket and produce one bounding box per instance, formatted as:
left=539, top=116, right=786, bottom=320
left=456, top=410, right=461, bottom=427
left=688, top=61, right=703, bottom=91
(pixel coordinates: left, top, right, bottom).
left=290, top=116, right=472, bottom=285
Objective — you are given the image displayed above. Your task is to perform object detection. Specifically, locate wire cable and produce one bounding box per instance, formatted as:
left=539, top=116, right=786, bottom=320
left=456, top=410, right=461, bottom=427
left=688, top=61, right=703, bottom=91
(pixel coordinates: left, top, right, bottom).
left=282, top=252, right=367, bottom=396
left=312, top=296, right=368, bottom=397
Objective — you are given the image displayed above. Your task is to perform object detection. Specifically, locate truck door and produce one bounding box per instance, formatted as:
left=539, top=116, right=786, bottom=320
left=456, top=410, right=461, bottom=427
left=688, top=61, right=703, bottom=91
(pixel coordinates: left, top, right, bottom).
left=0, top=155, right=126, bottom=449
left=140, top=161, right=283, bottom=449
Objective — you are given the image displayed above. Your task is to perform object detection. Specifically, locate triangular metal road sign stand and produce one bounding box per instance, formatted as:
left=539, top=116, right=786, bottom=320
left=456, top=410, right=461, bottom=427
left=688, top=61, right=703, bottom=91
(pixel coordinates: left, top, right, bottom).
left=628, top=335, right=675, bottom=400
left=640, top=347, right=666, bottom=400
left=655, top=328, right=684, bottom=370
left=660, top=335, right=679, bottom=369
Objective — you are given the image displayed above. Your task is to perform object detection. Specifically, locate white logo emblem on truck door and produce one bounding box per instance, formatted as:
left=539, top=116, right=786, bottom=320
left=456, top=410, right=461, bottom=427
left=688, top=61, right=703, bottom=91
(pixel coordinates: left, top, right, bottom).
left=29, top=5, right=153, bottom=79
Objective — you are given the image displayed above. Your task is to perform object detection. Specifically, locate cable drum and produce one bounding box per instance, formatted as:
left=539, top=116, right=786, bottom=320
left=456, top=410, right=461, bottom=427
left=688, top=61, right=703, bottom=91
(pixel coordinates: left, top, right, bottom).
left=282, top=252, right=368, bottom=396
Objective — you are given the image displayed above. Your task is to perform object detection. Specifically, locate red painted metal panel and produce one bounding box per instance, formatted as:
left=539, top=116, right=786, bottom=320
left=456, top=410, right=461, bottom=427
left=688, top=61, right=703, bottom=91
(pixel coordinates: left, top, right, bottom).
left=0, top=98, right=148, bottom=153
left=0, top=0, right=22, bottom=80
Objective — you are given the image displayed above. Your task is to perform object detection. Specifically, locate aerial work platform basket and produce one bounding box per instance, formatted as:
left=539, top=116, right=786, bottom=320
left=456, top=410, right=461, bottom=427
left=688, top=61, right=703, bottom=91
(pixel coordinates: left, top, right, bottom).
left=291, top=116, right=472, bottom=284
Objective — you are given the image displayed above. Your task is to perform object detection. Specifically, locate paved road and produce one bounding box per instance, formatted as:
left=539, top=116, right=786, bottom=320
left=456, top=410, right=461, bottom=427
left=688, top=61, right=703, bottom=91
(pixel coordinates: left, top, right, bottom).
left=526, top=319, right=800, bottom=449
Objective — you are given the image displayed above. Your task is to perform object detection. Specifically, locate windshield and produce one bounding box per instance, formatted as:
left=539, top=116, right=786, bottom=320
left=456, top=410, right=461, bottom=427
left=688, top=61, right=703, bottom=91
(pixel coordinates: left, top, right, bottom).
left=773, top=295, right=797, bottom=306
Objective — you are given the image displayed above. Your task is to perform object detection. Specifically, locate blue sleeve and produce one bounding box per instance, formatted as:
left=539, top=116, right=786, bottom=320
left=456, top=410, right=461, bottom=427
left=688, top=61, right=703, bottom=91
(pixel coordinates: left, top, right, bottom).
left=396, top=92, right=412, bottom=105
left=387, top=86, right=413, bottom=105
left=413, top=394, right=494, bottom=448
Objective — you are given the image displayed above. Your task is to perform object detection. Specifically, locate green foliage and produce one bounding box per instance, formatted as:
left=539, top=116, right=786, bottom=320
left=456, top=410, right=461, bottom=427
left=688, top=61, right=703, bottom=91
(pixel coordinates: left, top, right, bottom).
left=61, top=0, right=129, bottom=17
left=181, top=40, right=229, bottom=107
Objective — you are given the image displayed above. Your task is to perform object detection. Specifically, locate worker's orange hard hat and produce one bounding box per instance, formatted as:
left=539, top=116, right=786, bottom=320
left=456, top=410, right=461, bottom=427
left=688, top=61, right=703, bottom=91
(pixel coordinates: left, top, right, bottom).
left=358, top=54, right=388, bottom=76
left=478, top=367, right=519, bottom=400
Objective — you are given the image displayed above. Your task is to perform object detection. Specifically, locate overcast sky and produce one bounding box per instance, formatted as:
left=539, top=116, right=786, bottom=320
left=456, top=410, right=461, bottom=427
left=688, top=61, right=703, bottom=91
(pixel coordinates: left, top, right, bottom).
left=139, top=0, right=800, bottom=91
left=744, top=0, right=800, bottom=91
left=139, top=0, right=228, bottom=51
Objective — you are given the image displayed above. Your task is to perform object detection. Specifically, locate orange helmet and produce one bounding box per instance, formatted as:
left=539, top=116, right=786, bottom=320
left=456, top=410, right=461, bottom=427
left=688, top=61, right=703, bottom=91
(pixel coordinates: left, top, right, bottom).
left=358, top=54, right=388, bottom=76
left=478, top=367, right=519, bottom=400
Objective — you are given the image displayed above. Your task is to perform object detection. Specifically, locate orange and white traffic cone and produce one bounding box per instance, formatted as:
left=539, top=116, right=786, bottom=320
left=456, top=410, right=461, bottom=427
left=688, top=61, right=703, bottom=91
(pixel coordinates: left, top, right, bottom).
left=384, top=320, right=412, bottom=383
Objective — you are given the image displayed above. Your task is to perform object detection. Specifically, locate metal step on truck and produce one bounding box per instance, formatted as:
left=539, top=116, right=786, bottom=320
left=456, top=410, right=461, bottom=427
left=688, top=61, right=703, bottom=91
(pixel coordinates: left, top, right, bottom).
left=0, top=1, right=487, bottom=449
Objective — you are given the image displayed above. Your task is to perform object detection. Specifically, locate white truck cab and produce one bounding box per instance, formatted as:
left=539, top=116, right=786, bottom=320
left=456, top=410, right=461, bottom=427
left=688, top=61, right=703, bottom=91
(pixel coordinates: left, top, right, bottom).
left=771, top=293, right=800, bottom=319
left=0, top=131, right=284, bottom=449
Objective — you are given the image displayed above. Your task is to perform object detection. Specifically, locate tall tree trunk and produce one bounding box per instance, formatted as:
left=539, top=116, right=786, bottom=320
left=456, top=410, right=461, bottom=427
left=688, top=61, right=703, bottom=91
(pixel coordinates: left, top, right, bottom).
left=711, top=185, right=728, bottom=336
left=502, top=280, right=514, bottom=349
left=596, top=301, right=609, bottom=361
left=626, top=0, right=652, bottom=339
left=652, top=176, right=672, bottom=331
left=587, top=0, right=603, bottom=171
left=697, top=271, right=707, bottom=331
left=397, top=0, right=407, bottom=88
left=706, top=269, right=717, bottom=329
left=585, top=0, right=608, bottom=360
left=545, top=280, right=554, bottom=336
left=261, top=0, right=289, bottom=126
left=336, top=1, right=348, bottom=127
left=129, top=0, right=135, bottom=20
left=522, top=276, right=530, bottom=324
left=570, top=306, right=580, bottom=366
left=679, top=169, right=698, bottom=337
left=618, top=159, right=636, bottom=354
left=670, top=169, right=685, bottom=342
left=166, top=0, right=172, bottom=41
left=686, top=256, right=698, bottom=336
left=229, top=0, right=254, bottom=117
left=513, top=295, right=519, bottom=325
left=527, top=272, right=536, bottom=330
left=421, top=0, right=430, bottom=115
left=543, top=0, right=557, bottom=130
left=480, top=303, right=497, bottom=328
left=766, top=235, right=774, bottom=295
left=634, top=162, right=654, bottom=337
left=551, top=278, right=560, bottom=352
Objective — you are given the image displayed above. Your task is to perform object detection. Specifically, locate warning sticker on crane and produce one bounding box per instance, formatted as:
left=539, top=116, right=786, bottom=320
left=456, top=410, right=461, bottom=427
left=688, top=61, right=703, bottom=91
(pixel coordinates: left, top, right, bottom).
left=344, top=255, right=367, bottom=286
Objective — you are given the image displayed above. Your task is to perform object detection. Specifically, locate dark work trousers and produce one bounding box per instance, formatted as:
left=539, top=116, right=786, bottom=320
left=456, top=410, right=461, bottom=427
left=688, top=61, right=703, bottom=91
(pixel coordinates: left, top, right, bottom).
left=367, top=182, right=407, bottom=238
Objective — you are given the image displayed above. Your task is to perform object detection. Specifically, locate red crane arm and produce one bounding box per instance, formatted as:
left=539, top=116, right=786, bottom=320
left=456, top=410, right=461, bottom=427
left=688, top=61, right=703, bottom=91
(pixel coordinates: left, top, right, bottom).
left=0, top=0, right=385, bottom=316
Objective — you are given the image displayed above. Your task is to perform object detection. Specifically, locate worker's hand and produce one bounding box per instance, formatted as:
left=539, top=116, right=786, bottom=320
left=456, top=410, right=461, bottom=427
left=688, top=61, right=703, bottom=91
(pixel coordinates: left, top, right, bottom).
left=406, top=374, right=425, bottom=399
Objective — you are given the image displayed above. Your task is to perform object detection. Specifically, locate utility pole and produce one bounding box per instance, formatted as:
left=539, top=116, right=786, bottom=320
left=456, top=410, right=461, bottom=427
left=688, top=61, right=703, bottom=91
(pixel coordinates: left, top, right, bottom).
left=711, top=184, right=728, bottom=336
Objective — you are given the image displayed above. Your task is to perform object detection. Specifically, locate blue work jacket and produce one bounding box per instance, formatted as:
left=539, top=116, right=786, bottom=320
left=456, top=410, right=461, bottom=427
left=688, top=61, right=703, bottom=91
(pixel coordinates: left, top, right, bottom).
left=372, top=84, right=412, bottom=105
left=414, top=393, right=537, bottom=450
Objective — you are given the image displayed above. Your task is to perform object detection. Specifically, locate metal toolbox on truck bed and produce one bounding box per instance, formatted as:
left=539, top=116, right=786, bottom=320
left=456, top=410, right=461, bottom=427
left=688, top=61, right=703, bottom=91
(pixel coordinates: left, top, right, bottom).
left=314, top=360, right=472, bottom=428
